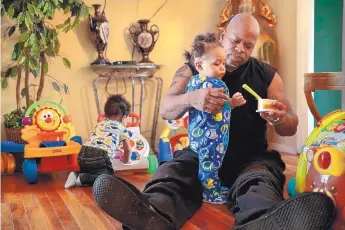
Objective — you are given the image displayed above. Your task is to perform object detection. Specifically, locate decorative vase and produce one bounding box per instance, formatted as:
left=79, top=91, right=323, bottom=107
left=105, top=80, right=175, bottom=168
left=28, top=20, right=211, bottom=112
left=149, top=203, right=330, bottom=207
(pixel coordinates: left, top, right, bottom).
left=217, top=0, right=278, bottom=69
left=129, top=19, right=160, bottom=64
left=88, top=3, right=111, bottom=66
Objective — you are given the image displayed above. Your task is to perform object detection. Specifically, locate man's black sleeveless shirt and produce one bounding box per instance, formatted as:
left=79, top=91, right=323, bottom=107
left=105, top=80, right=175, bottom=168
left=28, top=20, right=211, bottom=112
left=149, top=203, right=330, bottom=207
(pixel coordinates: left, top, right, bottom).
left=186, top=57, right=276, bottom=166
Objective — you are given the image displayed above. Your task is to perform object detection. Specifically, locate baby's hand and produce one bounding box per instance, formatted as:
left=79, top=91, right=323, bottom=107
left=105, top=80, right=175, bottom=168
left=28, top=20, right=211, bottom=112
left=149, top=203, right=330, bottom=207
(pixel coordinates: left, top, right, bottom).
left=120, top=157, right=132, bottom=165
left=229, top=92, right=246, bottom=107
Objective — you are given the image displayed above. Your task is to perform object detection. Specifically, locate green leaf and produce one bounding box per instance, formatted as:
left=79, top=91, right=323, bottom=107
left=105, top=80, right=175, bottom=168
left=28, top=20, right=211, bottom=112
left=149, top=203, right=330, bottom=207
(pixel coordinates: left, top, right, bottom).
left=37, top=0, right=45, bottom=9
left=29, top=57, right=39, bottom=70
left=62, top=57, right=71, bottom=69
left=29, top=61, right=35, bottom=70
left=27, top=3, right=35, bottom=17
left=72, top=16, right=80, bottom=28
left=18, top=31, right=30, bottom=42
left=31, top=68, right=39, bottom=77
left=63, top=84, right=69, bottom=94
left=43, top=62, right=48, bottom=73
left=11, top=66, right=18, bottom=77
left=52, top=82, right=60, bottom=92
left=8, top=26, right=16, bottom=37
left=32, top=5, right=39, bottom=15
left=12, top=42, right=23, bottom=61
left=56, top=24, right=65, bottom=29
left=1, top=72, right=6, bottom=78
left=64, top=18, right=71, bottom=26
left=80, top=5, right=87, bottom=16
left=64, top=6, right=70, bottom=14
left=21, top=88, right=28, bottom=97
left=17, top=54, right=24, bottom=63
left=7, top=5, right=14, bottom=18
left=51, top=0, right=59, bottom=7
left=54, top=41, right=60, bottom=54
left=25, top=14, right=32, bottom=30
left=43, top=2, right=49, bottom=13
left=1, top=78, right=8, bottom=89
left=17, top=12, right=24, bottom=24
left=28, top=33, right=36, bottom=46
left=5, top=68, right=11, bottom=78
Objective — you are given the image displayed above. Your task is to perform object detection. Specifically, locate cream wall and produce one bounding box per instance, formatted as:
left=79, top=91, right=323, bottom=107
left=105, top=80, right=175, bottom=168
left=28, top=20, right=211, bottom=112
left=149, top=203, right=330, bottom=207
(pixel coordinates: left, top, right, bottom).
left=265, top=0, right=299, bottom=153
left=266, top=0, right=313, bottom=154
left=1, top=0, right=225, bottom=148
left=1, top=0, right=308, bottom=154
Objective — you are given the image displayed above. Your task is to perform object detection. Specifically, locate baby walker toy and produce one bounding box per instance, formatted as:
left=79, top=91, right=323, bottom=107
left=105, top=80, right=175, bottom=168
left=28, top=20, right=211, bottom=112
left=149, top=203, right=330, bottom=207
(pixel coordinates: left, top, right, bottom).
left=97, top=113, right=155, bottom=171
left=287, top=110, right=345, bottom=229
left=158, top=113, right=189, bottom=163
left=1, top=100, right=82, bottom=184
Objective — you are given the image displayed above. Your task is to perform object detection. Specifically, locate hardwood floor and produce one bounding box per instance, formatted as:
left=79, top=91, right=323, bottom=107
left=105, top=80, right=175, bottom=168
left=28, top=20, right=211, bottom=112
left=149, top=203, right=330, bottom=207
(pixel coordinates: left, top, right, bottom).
left=1, top=154, right=298, bottom=230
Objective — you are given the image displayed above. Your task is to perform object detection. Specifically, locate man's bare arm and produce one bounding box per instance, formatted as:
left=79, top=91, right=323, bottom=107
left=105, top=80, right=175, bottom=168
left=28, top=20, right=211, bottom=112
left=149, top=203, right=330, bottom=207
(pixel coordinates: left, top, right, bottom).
left=159, top=65, right=193, bottom=120
left=267, top=73, right=299, bottom=136
left=159, top=65, right=230, bottom=120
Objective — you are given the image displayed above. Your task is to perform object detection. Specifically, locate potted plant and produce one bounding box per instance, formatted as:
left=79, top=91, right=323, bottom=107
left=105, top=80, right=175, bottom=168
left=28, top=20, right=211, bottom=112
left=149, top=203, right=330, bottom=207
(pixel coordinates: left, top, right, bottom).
left=1, top=0, right=90, bottom=103
left=3, top=107, right=26, bottom=143
left=1, top=0, right=89, bottom=134
left=1, top=0, right=90, bottom=170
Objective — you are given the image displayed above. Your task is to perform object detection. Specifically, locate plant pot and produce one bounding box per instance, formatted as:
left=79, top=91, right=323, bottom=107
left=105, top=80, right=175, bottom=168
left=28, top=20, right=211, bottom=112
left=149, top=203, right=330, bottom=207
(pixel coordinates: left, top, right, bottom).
left=5, top=128, right=24, bottom=143
left=5, top=128, right=25, bottom=172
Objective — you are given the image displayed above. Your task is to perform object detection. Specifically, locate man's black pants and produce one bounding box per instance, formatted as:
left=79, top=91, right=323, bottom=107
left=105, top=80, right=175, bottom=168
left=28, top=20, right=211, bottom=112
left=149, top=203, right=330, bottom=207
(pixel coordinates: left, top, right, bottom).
left=142, top=148, right=286, bottom=229
left=77, top=145, right=114, bottom=186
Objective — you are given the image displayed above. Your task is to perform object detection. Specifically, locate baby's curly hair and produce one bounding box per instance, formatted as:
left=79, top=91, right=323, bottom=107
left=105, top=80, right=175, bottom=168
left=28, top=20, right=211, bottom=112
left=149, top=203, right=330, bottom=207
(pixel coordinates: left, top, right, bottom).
left=184, top=33, right=220, bottom=64
left=104, top=95, right=130, bottom=118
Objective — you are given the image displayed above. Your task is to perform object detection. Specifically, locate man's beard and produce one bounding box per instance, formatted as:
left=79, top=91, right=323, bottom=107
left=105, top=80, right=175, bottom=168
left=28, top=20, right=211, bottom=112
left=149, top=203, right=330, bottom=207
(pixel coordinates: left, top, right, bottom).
left=226, top=61, right=239, bottom=69
left=227, top=62, right=238, bottom=68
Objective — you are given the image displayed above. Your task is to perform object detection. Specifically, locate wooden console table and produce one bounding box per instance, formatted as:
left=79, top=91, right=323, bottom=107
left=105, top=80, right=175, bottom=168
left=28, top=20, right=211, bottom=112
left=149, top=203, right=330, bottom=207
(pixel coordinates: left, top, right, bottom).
left=89, top=63, right=163, bottom=153
left=304, top=72, right=345, bottom=121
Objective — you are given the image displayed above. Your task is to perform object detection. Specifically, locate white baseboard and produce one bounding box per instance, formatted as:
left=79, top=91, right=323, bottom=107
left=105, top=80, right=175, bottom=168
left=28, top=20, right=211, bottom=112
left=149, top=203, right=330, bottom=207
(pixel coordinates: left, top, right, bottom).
left=269, top=143, right=298, bottom=155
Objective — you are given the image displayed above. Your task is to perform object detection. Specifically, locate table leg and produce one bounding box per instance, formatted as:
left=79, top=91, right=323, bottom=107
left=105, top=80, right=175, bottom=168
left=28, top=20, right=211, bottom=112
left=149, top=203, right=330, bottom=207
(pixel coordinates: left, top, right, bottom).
left=139, top=77, right=144, bottom=131
left=150, top=76, right=163, bottom=153
left=131, top=76, right=136, bottom=114
left=93, top=77, right=104, bottom=116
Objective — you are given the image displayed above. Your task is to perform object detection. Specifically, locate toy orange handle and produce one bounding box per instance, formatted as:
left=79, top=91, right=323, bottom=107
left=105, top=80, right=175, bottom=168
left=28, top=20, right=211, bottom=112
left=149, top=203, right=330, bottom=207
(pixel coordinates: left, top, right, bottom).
left=126, top=113, right=140, bottom=127
left=97, top=114, right=105, bottom=123
left=97, top=113, right=140, bottom=128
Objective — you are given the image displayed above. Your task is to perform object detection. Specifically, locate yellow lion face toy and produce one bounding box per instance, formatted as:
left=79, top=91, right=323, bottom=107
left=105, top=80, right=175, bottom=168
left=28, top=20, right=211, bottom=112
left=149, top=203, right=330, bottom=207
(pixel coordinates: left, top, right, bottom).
left=21, top=100, right=75, bottom=144
left=34, top=107, right=62, bottom=132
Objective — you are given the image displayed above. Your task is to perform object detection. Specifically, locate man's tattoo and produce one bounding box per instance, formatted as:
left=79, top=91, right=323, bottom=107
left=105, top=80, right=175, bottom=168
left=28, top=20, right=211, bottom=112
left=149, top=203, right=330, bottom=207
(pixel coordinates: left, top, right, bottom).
left=168, top=65, right=192, bottom=89
left=173, top=72, right=190, bottom=79
left=169, top=80, right=177, bottom=89
left=173, top=65, right=190, bottom=79
left=176, top=65, right=188, bottom=73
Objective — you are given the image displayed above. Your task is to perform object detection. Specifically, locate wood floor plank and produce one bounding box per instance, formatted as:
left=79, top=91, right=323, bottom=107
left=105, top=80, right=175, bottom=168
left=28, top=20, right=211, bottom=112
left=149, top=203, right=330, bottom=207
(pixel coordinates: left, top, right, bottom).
left=5, top=193, right=30, bottom=230
left=2, top=226, right=15, bottom=230
left=34, top=192, right=64, bottom=230
left=21, top=193, right=47, bottom=230
left=58, top=189, right=96, bottom=230
left=83, top=189, right=123, bottom=229
left=1, top=154, right=299, bottom=230
left=1, top=202, right=14, bottom=229
left=70, top=188, right=120, bottom=229
left=46, top=191, right=80, bottom=230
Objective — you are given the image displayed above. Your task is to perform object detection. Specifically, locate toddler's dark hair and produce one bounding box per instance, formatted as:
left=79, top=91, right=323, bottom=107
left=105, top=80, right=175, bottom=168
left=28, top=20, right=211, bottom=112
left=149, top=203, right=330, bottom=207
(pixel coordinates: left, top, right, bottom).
left=104, top=95, right=130, bottom=118
left=184, top=32, right=219, bottom=64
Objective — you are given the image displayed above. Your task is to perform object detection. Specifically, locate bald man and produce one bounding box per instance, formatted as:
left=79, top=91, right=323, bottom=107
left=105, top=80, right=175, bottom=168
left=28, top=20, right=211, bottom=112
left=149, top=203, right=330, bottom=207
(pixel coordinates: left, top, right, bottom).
left=93, top=14, right=336, bottom=230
